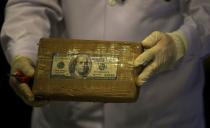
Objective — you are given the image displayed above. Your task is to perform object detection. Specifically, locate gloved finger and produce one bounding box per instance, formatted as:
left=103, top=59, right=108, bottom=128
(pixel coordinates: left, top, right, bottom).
left=17, top=83, right=48, bottom=107
left=136, top=62, right=159, bottom=86
left=127, top=60, right=136, bottom=67
left=134, top=49, right=154, bottom=67
left=9, top=71, right=33, bottom=95
left=15, top=61, right=34, bottom=77
left=9, top=76, right=24, bottom=96
left=9, top=75, right=18, bottom=87
left=9, top=77, right=37, bottom=106
left=17, top=83, right=34, bottom=102
left=142, top=31, right=163, bottom=49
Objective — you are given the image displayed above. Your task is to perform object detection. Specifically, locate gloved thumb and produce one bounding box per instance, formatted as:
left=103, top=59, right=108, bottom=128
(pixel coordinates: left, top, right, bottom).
left=12, top=56, right=35, bottom=77
left=142, top=31, right=163, bottom=48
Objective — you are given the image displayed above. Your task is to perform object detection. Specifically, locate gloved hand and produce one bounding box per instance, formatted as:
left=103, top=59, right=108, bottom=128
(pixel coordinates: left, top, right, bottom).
left=9, top=56, right=47, bottom=107
left=108, top=0, right=117, bottom=6
left=134, top=31, right=187, bottom=86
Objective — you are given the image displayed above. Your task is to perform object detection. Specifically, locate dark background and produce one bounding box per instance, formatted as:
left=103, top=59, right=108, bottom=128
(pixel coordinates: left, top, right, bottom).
left=204, top=58, right=210, bottom=128
left=0, top=0, right=32, bottom=128
left=0, top=0, right=209, bottom=128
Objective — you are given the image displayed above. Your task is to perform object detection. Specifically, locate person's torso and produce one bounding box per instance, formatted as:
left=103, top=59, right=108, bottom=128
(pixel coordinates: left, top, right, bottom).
left=61, top=0, right=183, bottom=41
left=32, top=1, right=205, bottom=128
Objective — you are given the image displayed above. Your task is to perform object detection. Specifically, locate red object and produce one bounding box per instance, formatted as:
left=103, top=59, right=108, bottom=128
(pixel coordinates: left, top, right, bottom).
left=11, top=71, right=31, bottom=83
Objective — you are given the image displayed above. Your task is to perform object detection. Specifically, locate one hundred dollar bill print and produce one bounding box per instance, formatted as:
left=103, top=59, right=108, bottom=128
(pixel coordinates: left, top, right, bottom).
left=51, top=53, right=118, bottom=80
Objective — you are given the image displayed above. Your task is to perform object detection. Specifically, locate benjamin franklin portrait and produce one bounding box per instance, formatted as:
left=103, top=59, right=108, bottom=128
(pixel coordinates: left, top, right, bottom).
left=69, top=54, right=92, bottom=78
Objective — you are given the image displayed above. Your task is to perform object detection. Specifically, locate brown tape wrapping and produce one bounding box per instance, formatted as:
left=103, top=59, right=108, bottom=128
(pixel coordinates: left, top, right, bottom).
left=32, top=38, right=143, bottom=102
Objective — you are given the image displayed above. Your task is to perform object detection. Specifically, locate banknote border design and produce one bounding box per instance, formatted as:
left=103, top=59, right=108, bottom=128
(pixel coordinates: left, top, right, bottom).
left=50, top=52, right=118, bottom=80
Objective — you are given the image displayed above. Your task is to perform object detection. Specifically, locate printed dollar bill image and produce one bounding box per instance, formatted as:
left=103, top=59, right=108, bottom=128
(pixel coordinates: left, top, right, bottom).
left=51, top=52, right=118, bottom=80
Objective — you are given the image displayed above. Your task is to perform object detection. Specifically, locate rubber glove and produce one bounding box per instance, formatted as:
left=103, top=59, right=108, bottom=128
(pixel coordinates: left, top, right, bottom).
left=108, top=0, right=125, bottom=6
left=134, top=31, right=187, bottom=86
left=9, top=56, right=47, bottom=107
left=108, top=0, right=117, bottom=6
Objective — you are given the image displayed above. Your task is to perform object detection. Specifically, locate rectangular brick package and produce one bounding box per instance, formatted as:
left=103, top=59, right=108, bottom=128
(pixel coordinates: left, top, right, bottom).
left=32, top=38, right=143, bottom=102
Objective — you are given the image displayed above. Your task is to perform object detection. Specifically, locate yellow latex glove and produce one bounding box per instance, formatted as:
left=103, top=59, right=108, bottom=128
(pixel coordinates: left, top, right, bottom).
left=134, top=31, right=187, bottom=86
left=108, top=0, right=125, bottom=6
left=108, top=0, right=117, bottom=6
left=10, top=56, right=47, bottom=107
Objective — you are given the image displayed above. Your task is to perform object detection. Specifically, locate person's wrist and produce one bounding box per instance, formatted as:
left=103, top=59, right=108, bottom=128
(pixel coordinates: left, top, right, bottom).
left=167, top=31, right=187, bottom=61
left=11, top=55, right=33, bottom=66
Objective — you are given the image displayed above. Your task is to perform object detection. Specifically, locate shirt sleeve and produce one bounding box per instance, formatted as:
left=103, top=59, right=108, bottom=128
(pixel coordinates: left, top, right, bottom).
left=0, top=0, right=63, bottom=64
left=178, top=0, right=210, bottom=60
